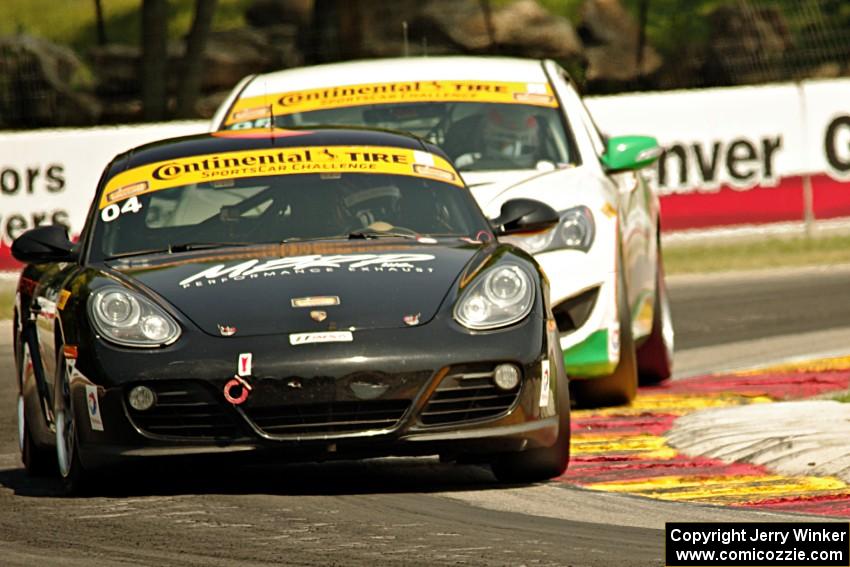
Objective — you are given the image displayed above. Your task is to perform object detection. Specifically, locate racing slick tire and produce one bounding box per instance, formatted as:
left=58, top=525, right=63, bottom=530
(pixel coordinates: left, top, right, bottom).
left=571, top=261, right=637, bottom=408
left=20, top=396, right=55, bottom=477
left=490, top=366, right=570, bottom=484
left=637, top=248, right=674, bottom=385
left=15, top=320, right=55, bottom=476
left=54, top=349, right=94, bottom=495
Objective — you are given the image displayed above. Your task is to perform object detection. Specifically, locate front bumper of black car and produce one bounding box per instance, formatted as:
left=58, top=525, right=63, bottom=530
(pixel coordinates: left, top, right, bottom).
left=69, top=315, right=565, bottom=469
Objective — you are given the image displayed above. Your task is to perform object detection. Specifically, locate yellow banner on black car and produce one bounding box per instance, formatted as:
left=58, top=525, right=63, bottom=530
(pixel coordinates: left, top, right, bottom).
left=224, top=80, right=559, bottom=126
left=100, top=145, right=463, bottom=209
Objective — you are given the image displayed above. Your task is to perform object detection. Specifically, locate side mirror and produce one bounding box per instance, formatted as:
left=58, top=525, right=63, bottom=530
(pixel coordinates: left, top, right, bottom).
left=601, top=135, right=662, bottom=173
left=490, top=198, right=560, bottom=236
left=11, top=225, right=77, bottom=264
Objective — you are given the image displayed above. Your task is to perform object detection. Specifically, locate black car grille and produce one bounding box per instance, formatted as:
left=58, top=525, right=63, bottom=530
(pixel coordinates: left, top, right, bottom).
left=127, top=381, right=242, bottom=439
left=552, top=286, right=599, bottom=334
left=243, top=400, right=410, bottom=437
left=420, top=366, right=521, bottom=426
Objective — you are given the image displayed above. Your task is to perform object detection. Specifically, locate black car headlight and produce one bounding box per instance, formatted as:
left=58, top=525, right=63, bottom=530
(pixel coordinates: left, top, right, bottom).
left=501, top=205, right=595, bottom=254
left=89, top=287, right=181, bottom=347
left=454, top=265, right=534, bottom=330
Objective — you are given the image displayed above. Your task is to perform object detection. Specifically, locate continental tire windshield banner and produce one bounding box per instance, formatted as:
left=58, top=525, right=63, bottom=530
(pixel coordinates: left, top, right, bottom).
left=100, top=145, right=462, bottom=209
left=223, top=80, right=559, bottom=126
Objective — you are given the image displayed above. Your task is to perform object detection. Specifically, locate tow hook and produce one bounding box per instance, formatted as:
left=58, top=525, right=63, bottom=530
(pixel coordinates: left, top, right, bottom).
left=223, top=375, right=252, bottom=405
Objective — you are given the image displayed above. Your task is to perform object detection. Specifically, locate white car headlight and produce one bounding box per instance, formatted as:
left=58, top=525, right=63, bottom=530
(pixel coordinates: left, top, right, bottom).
left=89, top=287, right=180, bottom=347
left=501, top=205, right=595, bottom=254
left=454, top=265, right=534, bottom=330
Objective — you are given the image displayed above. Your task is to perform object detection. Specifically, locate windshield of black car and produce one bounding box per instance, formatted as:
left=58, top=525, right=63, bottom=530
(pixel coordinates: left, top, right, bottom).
left=90, top=172, right=493, bottom=260
left=225, top=102, right=574, bottom=172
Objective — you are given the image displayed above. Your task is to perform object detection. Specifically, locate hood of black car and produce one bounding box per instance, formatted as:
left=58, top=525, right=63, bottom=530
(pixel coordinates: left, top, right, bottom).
left=109, top=242, right=485, bottom=337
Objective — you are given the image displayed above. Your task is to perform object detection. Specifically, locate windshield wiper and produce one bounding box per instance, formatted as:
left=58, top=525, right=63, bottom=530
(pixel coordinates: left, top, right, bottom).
left=168, top=242, right=254, bottom=252
left=279, top=235, right=349, bottom=243
left=105, top=242, right=253, bottom=260
left=347, top=229, right=419, bottom=241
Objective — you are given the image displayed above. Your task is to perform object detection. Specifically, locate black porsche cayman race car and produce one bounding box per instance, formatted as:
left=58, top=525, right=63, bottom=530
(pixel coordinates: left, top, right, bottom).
left=12, top=127, right=569, bottom=492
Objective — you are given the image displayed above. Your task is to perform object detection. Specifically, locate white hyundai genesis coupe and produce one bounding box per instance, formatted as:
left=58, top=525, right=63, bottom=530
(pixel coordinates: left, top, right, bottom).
left=211, top=56, right=674, bottom=407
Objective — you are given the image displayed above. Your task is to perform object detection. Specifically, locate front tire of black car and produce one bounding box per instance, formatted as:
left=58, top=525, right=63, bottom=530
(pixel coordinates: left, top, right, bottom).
left=54, top=352, right=90, bottom=495
left=16, top=333, right=55, bottom=476
left=491, top=373, right=570, bottom=484
left=20, top=394, right=55, bottom=476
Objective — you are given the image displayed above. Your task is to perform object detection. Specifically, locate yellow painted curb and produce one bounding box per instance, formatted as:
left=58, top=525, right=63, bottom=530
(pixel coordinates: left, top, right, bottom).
left=569, top=368, right=850, bottom=509
left=587, top=474, right=848, bottom=503
left=571, top=434, right=677, bottom=459
left=733, top=355, right=850, bottom=376
left=573, top=393, right=772, bottom=419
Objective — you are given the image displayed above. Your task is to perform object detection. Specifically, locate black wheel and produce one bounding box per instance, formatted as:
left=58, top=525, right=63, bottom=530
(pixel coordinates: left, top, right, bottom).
left=491, top=364, right=570, bottom=483
left=637, top=249, right=674, bottom=385
left=16, top=337, right=55, bottom=476
left=19, top=393, right=56, bottom=476
left=54, top=351, right=91, bottom=495
left=571, top=260, right=638, bottom=408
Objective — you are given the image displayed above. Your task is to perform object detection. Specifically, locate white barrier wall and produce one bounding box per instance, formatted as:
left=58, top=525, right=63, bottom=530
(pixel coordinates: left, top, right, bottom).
left=586, top=85, right=810, bottom=229
left=586, top=84, right=806, bottom=191
left=802, top=79, right=850, bottom=181
left=0, top=121, right=205, bottom=245
left=587, top=80, right=849, bottom=230
left=796, top=79, right=850, bottom=221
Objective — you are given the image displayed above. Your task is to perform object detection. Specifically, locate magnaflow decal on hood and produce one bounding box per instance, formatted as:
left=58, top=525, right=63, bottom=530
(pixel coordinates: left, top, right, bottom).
left=177, top=253, right=438, bottom=288
left=115, top=246, right=486, bottom=337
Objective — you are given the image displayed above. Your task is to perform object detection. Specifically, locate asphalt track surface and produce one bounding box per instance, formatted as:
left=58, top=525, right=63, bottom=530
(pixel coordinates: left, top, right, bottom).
left=667, top=264, right=850, bottom=350
left=1, top=266, right=849, bottom=566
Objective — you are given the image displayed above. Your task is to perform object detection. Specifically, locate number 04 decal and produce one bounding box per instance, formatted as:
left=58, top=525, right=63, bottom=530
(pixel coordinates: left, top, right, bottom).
left=101, top=195, right=143, bottom=223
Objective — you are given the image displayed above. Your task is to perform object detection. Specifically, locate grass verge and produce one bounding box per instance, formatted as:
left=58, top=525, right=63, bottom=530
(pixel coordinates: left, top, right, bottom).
left=0, top=278, right=15, bottom=322
left=834, top=392, right=850, bottom=404
left=664, top=233, right=850, bottom=275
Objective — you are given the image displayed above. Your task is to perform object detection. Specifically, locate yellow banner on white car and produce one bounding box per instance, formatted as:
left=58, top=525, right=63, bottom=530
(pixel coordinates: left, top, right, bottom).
left=224, top=80, right=558, bottom=126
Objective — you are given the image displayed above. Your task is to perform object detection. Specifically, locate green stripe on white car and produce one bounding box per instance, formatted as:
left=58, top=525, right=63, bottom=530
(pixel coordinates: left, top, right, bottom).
left=564, top=328, right=619, bottom=377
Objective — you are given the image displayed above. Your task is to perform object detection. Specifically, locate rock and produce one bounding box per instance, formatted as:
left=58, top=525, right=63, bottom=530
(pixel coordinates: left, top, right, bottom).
left=304, top=0, right=583, bottom=62
left=578, top=0, right=661, bottom=85
left=89, top=44, right=144, bottom=96
left=254, top=24, right=303, bottom=70
left=652, top=44, right=706, bottom=90
left=0, top=34, right=100, bottom=128
left=203, top=28, right=281, bottom=90
left=804, top=61, right=843, bottom=80
left=413, top=0, right=499, bottom=53
left=246, top=0, right=314, bottom=27
left=413, top=0, right=583, bottom=60
left=196, top=90, right=233, bottom=119
left=89, top=42, right=198, bottom=97
left=490, top=0, right=583, bottom=60
left=338, top=0, right=428, bottom=58
left=703, top=4, right=792, bottom=85
left=99, top=97, right=144, bottom=124
left=90, top=26, right=296, bottom=104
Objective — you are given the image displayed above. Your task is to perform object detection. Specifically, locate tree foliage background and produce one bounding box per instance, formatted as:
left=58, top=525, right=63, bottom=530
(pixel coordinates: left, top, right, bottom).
left=0, top=0, right=848, bottom=128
